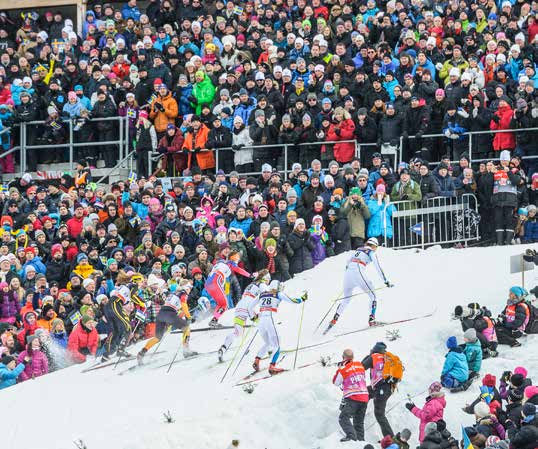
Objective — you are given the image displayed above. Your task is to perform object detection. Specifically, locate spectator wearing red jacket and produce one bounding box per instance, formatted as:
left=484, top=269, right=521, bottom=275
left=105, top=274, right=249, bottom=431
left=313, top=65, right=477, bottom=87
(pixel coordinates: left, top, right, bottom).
left=68, top=315, right=99, bottom=363
left=17, top=311, right=38, bottom=348
left=490, top=97, right=516, bottom=153
left=327, top=107, right=356, bottom=164
left=67, top=203, right=85, bottom=238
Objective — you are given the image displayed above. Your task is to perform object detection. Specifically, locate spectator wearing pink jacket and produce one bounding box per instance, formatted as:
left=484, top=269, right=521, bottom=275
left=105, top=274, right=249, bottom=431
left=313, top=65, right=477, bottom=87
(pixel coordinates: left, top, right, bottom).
left=16, top=336, right=49, bottom=382
left=405, top=381, right=446, bottom=442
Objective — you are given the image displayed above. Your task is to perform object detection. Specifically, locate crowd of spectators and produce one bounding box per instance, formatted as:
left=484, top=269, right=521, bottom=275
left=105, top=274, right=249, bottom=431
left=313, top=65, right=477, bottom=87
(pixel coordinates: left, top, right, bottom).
left=0, top=3, right=537, bottom=444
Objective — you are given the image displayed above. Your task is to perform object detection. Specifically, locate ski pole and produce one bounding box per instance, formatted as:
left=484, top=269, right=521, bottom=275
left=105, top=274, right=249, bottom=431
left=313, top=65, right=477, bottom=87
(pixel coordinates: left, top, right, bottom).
left=113, top=319, right=141, bottom=370
left=231, top=329, right=258, bottom=377
left=150, top=325, right=172, bottom=361
left=293, top=299, right=306, bottom=370
left=313, top=289, right=343, bottom=332
left=166, top=341, right=182, bottom=374
left=220, top=325, right=253, bottom=384
left=332, top=285, right=388, bottom=304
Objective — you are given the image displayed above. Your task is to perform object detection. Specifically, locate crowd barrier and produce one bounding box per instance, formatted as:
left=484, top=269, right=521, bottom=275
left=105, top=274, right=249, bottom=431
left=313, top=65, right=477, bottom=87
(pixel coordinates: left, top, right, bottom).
left=384, top=193, right=480, bottom=249
left=2, top=116, right=538, bottom=181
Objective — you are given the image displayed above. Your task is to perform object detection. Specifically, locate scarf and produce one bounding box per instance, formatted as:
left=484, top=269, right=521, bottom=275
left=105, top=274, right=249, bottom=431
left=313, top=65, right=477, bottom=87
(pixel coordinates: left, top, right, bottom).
left=265, top=251, right=275, bottom=274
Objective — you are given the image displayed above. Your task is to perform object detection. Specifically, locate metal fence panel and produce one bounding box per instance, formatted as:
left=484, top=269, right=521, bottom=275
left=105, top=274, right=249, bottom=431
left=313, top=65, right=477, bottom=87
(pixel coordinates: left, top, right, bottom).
left=386, top=194, right=480, bottom=249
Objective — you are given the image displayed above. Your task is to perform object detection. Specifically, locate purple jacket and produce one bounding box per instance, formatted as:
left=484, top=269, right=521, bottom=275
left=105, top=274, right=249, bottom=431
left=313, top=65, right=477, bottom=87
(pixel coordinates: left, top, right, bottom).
left=309, top=231, right=327, bottom=266
left=17, top=349, right=49, bottom=382
left=0, top=291, right=20, bottom=321
left=412, top=395, right=446, bottom=442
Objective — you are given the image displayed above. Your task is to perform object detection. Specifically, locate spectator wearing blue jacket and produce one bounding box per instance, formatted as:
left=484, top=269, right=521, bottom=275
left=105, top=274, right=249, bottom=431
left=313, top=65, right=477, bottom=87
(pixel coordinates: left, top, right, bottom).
left=441, top=336, right=469, bottom=388
left=0, top=355, right=26, bottom=390
left=121, top=0, right=142, bottom=21
left=74, top=85, right=92, bottom=111
left=367, top=184, right=396, bottom=240
left=522, top=204, right=538, bottom=243
left=433, top=163, right=456, bottom=197
left=228, top=206, right=252, bottom=235
left=233, top=89, right=256, bottom=124
left=412, top=52, right=437, bottom=79
left=122, top=190, right=150, bottom=219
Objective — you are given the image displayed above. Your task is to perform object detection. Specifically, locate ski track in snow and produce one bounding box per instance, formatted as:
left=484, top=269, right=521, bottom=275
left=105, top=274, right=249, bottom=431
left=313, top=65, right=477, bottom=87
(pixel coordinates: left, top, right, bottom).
left=3, top=244, right=538, bottom=449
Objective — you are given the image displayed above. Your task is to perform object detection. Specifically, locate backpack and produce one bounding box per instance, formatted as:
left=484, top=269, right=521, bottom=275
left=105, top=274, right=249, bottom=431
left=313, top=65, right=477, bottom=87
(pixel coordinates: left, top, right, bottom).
left=382, top=351, right=404, bottom=383
left=524, top=300, right=538, bottom=334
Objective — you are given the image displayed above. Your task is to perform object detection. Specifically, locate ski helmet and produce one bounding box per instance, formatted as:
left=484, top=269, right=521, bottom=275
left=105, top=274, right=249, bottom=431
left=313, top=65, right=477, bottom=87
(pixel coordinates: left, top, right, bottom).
left=365, top=237, right=379, bottom=247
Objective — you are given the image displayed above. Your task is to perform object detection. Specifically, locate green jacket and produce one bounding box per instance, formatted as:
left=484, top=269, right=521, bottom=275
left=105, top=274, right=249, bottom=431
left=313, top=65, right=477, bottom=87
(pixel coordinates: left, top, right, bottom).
left=192, top=74, right=216, bottom=114
left=340, top=197, right=371, bottom=239
left=391, top=179, right=422, bottom=210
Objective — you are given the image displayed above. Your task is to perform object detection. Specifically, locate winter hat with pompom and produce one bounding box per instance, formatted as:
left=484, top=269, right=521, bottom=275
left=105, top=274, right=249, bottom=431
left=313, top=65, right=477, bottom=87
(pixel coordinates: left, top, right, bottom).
left=482, top=374, right=496, bottom=387
left=514, top=366, right=528, bottom=377
left=474, top=401, right=491, bottom=419
left=428, top=381, right=444, bottom=397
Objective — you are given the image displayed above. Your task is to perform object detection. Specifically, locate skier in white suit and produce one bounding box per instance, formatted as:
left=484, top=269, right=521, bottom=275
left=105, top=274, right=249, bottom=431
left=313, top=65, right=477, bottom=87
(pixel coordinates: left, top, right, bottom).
left=217, top=270, right=271, bottom=362
left=253, top=280, right=307, bottom=375
left=324, top=237, right=393, bottom=334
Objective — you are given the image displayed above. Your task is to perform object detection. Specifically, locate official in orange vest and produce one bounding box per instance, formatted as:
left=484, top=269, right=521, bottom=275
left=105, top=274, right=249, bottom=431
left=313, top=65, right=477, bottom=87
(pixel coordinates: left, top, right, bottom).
left=361, top=341, right=394, bottom=437
left=497, top=286, right=530, bottom=347
left=181, top=115, right=215, bottom=173
left=333, top=348, right=369, bottom=442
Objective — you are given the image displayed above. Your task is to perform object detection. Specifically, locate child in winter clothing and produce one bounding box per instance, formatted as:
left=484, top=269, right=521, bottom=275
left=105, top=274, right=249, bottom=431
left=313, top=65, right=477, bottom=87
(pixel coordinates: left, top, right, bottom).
left=463, top=374, right=502, bottom=416
left=405, top=381, right=446, bottom=442
left=0, top=282, right=20, bottom=324
left=499, top=366, right=532, bottom=401
left=473, top=401, right=506, bottom=439
left=17, top=335, right=49, bottom=382
left=463, top=328, right=482, bottom=378
left=441, top=336, right=469, bottom=388
left=0, top=355, right=28, bottom=390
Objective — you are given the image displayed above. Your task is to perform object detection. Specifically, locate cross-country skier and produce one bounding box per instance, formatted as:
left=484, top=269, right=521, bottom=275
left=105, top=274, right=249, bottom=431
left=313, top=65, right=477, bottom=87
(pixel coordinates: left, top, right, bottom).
left=325, top=237, right=393, bottom=334
left=137, top=279, right=197, bottom=364
left=217, top=269, right=271, bottom=362
left=205, top=250, right=253, bottom=328
left=253, top=280, right=307, bottom=375
left=102, top=285, right=133, bottom=362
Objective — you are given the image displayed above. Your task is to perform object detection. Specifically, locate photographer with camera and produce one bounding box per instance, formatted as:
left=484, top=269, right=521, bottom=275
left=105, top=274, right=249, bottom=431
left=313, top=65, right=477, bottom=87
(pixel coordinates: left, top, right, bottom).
left=340, top=187, right=371, bottom=248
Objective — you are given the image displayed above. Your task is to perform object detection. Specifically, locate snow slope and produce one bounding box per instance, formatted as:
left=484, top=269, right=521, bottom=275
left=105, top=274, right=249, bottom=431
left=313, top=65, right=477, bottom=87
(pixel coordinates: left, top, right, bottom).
left=3, top=244, right=538, bottom=449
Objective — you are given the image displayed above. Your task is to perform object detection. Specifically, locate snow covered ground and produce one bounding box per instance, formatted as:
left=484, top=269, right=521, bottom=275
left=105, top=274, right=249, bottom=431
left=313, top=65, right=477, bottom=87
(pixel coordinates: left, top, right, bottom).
left=3, top=244, right=538, bottom=449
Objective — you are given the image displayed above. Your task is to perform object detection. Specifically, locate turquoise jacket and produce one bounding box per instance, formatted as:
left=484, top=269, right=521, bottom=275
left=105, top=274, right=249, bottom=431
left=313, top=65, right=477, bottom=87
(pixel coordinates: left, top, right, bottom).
left=0, top=362, right=25, bottom=390
left=441, top=348, right=469, bottom=382
left=464, top=340, right=482, bottom=373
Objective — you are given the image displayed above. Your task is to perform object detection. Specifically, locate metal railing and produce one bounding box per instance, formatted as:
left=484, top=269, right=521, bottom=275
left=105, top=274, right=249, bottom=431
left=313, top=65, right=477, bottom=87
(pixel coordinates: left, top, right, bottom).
left=401, top=127, right=538, bottom=166
left=213, top=139, right=358, bottom=179
left=383, top=193, right=480, bottom=249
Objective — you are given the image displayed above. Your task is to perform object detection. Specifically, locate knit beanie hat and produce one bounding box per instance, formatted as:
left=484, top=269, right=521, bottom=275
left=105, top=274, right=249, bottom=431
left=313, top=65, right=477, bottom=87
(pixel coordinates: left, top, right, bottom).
left=446, top=336, right=458, bottom=349
left=474, top=401, right=491, bottom=419
left=399, top=429, right=412, bottom=442
left=524, top=385, right=538, bottom=399
left=508, top=388, right=524, bottom=403
left=510, top=373, right=525, bottom=388
left=424, top=422, right=438, bottom=436
left=482, top=374, right=496, bottom=388
left=522, top=402, right=536, bottom=417
left=464, top=328, right=477, bottom=342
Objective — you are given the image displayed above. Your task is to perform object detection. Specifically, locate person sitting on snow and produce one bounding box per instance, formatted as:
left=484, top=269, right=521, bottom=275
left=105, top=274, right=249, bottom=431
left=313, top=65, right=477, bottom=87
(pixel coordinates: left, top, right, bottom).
left=463, top=328, right=482, bottom=380
left=454, top=302, right=498, bottom=358
left=440, top=335, right=469, bottom=389
left=463, top=374, right=502, bottom=416
left=496, top=287, right=531, bottom=348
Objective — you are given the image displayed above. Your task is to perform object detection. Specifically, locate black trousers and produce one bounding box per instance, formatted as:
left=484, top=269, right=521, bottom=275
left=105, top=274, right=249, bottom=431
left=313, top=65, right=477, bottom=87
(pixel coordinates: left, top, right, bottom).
left=495, top=325, right=522, bottom=346
left=104, top=298, right=131, bottom=356
left=369, top=383, right=394, bottom=437
left=339, top=398, right=367, bottom=440
left=155, top=306, right=188, bottom=339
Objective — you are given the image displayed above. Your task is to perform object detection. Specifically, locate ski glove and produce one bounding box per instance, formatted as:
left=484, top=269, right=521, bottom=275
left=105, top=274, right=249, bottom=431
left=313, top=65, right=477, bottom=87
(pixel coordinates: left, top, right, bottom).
left=385, top=281, right=394, bottom=288
left=405, top=402, right=414, bottom=411
left=501, top=370, right=512, bottom=382
left=300, top=291, right=308, bottom=302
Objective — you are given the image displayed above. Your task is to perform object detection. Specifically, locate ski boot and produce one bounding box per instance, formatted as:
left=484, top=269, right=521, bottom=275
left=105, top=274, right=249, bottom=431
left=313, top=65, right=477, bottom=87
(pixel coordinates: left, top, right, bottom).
left=269, top=363, right=284, bottom=375
left=117, top=347, right=132, bottom=358
left=368, top=314, right=378, bottom=327
left=218, top=345, right=226, bottom=363
left=209, top=317, right=224, bottom=328
left=323, top=313, right=340, bottom=335
left=252, top=356, right=261, bottom=372
left=183, top=345, right=199, bottom=358
left=101, top=354, right=111, bottom=363
left=137, top=348, right=147, bottom=366
left=487, top=348, right=498, bottom=358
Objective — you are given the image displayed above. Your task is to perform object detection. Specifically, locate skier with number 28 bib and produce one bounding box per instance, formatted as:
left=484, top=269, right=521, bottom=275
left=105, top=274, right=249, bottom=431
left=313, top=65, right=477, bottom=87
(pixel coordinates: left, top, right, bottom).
left=253, top=280, right=307, bottom=375
left=325, top=237, right=393, bottom=334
